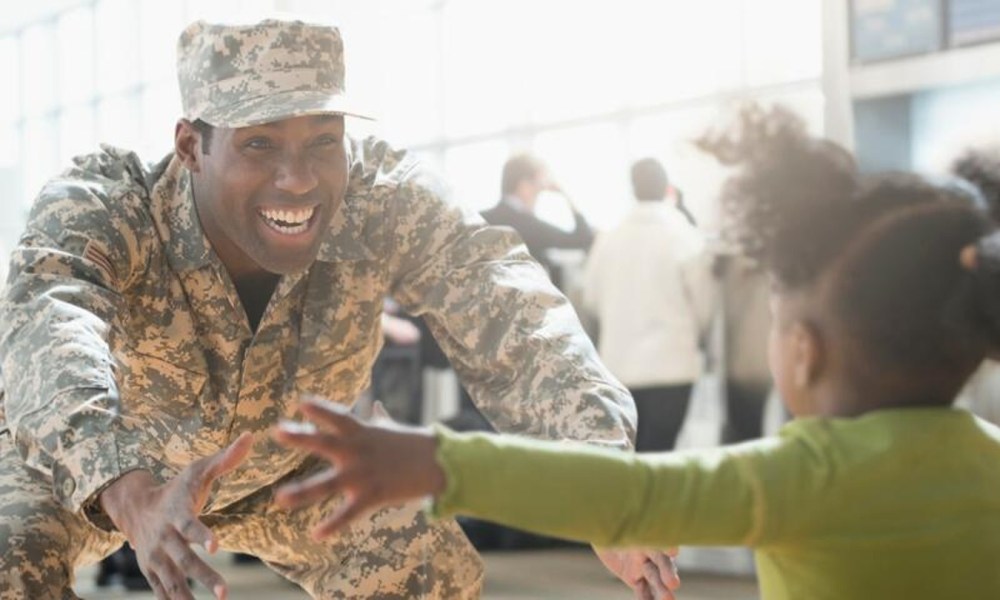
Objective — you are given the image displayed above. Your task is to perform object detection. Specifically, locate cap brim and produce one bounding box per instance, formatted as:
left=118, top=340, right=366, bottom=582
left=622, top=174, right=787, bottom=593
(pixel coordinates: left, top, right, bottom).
left=197, top=88, right=374, bottom=128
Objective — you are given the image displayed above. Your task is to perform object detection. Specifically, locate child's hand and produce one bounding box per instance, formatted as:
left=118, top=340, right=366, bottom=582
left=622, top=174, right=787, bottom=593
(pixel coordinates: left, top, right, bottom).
left=272, top=396, right=446, bottom=540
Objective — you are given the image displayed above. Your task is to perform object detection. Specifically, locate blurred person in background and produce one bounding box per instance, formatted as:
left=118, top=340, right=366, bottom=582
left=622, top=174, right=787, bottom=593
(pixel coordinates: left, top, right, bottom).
left=582, top=158, right=714, bottom=452
left=481, top=153, right=594, bottom=288
left=714, top=252, right=774, bottom=443
left=669, top=185, right=698, bottom=228
left=0, top=16, right=676, bottom=600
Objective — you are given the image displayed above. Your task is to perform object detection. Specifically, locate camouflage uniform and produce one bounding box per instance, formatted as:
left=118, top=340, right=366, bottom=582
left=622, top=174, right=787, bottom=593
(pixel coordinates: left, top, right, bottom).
left=0, top=18, right=635, bottom=600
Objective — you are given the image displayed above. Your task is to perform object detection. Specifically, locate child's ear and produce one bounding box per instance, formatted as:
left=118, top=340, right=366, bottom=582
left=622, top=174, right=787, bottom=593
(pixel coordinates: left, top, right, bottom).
left=789, top=321, right=824, bottom=389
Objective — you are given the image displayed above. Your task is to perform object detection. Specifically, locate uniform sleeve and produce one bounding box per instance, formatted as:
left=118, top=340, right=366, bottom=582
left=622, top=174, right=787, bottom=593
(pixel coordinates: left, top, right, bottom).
left=0, top=163, right=159, bottom=518
left=431, top=427, right=789, bottom=548
left=385, top=168, right=635, bottom=449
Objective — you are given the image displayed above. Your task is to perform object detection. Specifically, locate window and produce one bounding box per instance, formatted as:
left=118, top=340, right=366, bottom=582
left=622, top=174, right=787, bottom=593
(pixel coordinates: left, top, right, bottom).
left=443, top=138, right=511, bottom=212
left=97, top=94, right=141, bottom=150
left=95, top=0, right=141, bottom=95
left=58, top=104, right=96, bottom=165
left=23, top=118, right=58, bottom=201
left=280, top=0, right=823, bottom=229
left=139, top=0, right=185, bottom=81
left=22, top=24, right=57, bottom=119
left=57, top=7, right=95, bottom=105
left=6, top=0, right=826, bottom=238
left=0, top=37, right=20, bottom=122
left=534, top=122, right=629, bottom=228
left=744, top=0, right=822, bottom=86
left=140, top=81, right=182, bottom=159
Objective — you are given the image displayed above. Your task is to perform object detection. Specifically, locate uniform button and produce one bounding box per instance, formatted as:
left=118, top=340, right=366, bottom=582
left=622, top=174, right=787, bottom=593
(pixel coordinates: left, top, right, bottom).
left=61, top=477, right=76, bottom=498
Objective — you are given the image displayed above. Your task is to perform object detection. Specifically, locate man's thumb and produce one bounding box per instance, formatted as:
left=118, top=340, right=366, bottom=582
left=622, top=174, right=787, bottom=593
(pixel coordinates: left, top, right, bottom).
left=204, top=432, right=254, bottom=481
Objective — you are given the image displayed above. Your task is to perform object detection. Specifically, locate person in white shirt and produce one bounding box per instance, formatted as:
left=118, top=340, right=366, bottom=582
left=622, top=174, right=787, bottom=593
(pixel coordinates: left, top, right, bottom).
left=583, top=158, right=714, bottom=451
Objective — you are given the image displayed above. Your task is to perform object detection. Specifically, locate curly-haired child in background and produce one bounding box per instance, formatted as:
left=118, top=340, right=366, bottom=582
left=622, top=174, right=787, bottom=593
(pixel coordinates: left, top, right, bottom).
left=273, top=105, right=1000, bottom=600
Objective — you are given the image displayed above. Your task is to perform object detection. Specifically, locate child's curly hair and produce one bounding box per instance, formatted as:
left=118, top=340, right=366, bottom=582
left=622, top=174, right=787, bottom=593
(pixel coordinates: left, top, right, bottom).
left=699, top=105, right=1000, bottom=402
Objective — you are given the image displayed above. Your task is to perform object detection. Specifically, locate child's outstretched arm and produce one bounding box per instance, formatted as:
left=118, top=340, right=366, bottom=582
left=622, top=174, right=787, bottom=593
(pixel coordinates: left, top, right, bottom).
left=273, top=396, right=767, bottom=549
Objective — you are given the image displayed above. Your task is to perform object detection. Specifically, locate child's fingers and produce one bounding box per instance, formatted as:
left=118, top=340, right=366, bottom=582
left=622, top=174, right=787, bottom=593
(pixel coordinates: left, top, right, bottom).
left=312, top=497, right=369, bottom=540
left=372, top=400, right=390, bottom=419
left=274, top=469, right=343, bottom=509
left=300, top=398, right=361, bottom=435
left=272, top=424, right=345, bottom=460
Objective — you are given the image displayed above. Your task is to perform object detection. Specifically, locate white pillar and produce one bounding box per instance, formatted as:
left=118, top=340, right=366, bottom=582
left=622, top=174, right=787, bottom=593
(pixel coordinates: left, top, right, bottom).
left=822, top=0, right=855, bottom=150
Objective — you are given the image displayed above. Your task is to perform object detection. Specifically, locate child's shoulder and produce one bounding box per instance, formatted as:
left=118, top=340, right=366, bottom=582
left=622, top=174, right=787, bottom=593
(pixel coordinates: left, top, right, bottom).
left=777, top=407, right=1000, bottom=465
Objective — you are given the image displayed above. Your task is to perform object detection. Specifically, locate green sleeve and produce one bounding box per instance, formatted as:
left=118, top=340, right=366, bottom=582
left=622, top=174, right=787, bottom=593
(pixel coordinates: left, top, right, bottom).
left=431, top=427, right=782, bottom=548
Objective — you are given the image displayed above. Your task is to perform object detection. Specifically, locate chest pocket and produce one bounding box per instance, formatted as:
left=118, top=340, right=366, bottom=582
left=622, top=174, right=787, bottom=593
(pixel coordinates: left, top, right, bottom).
left=116, top=349, right=208, bottom=423
left=293, top=342, right=380, bottom=405
left=293, top=260, right=385, bottom=403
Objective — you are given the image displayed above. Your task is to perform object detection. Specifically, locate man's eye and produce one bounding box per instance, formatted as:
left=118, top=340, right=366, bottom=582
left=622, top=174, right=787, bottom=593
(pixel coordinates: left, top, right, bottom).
left=312, top=135, right=341, bottom=147
left=245, top=138, right=274, bottom=150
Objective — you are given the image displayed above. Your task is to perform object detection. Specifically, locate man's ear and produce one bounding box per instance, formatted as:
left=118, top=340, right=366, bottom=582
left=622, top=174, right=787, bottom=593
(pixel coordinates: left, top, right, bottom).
left=175, top=119, right=202, bottom=172
left=789, top=321, right=824, bottom=389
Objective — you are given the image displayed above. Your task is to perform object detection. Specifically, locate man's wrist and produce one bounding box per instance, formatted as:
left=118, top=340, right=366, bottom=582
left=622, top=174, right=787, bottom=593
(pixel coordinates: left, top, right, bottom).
left=98, top=469, right=156, bottom=531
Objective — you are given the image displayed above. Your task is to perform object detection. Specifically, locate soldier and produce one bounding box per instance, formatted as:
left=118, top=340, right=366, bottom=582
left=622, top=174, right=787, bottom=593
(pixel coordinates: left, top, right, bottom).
left=0, top=17, right=677, bottom=600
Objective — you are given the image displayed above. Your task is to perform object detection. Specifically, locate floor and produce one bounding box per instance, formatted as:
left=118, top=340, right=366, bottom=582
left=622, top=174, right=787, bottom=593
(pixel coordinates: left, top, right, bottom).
left=75, top=548, right=760, bottom=599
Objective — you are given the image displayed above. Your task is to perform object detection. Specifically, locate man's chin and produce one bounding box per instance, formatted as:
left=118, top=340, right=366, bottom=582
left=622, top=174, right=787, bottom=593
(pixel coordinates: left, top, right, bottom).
left=257, top=256, right=317, bottom=275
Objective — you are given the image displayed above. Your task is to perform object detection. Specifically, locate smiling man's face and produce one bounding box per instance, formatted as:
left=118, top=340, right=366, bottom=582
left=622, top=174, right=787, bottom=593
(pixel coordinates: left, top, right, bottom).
left=179, top=114, right=348, bottom=280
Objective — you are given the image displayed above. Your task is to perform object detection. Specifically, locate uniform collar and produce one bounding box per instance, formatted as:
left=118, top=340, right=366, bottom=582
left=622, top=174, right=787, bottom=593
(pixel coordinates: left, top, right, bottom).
left=315, top=176, right=378, bottom=263
left=149, top=155, right=215, bottom=273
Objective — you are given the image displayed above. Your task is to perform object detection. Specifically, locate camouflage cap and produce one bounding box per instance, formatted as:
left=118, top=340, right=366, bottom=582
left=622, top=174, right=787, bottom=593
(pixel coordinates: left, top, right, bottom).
left=177, top=18, right=372, bottom=128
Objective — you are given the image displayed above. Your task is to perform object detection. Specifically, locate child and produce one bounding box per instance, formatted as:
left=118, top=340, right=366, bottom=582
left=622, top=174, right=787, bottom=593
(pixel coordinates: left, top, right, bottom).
left=274, top=106, right=1000, bottom=599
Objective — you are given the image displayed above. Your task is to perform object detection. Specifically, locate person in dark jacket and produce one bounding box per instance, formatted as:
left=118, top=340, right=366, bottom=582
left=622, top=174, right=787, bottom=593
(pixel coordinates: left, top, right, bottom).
left=481, top=154, right=593, bottom=287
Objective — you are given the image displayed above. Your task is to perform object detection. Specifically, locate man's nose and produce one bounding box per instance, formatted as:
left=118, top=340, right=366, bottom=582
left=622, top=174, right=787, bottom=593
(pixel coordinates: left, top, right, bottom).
left=274, top=154, right=319, bottom=195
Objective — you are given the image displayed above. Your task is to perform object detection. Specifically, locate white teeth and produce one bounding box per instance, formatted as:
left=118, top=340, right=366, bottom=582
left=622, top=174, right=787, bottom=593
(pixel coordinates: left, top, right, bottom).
left=259, top=206, right=316, bottom=235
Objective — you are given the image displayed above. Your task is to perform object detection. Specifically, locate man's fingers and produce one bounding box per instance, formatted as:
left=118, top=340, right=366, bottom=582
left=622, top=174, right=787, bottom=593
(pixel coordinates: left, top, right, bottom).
left=300, top=398, right=361, bottom=435
left=146, top=573, right=169, bottom=600
left=641, top=559, right=675, bottom=600
left=204, top=432, right=255, bottom=481
left=634, top=579, right=655, bottom=600
left=163, top=529, right=228, bottom=599
left=312, top=497, right=369, bottom=541
left=648, top=551, right=680, bottom=590
left=145, top=549, right=196, bottom=600
left=275, top=468, right=346, bottom=510
left=176, top=515, right=217, bottom=553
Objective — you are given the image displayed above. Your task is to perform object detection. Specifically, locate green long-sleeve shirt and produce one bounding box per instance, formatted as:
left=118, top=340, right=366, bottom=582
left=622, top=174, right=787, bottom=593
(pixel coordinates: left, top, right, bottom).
left=433, top=407, right=1000, bottom=599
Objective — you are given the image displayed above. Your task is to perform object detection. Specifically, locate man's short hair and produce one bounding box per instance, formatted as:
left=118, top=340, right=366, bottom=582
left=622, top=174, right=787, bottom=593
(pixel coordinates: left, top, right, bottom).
left=192, top=119, right=214, bottom=154
left=631, top=158, right=669, bottom=201
left=501, top=154, right=546, bottom=196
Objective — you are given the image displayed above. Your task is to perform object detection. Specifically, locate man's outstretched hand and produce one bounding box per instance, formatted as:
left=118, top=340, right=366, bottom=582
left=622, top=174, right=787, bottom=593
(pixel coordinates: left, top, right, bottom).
left=596, top=547, right=681, bottom=600
left=272, top=397, right=444, bottom=540
left=99, top=432, right=254, bottom=600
